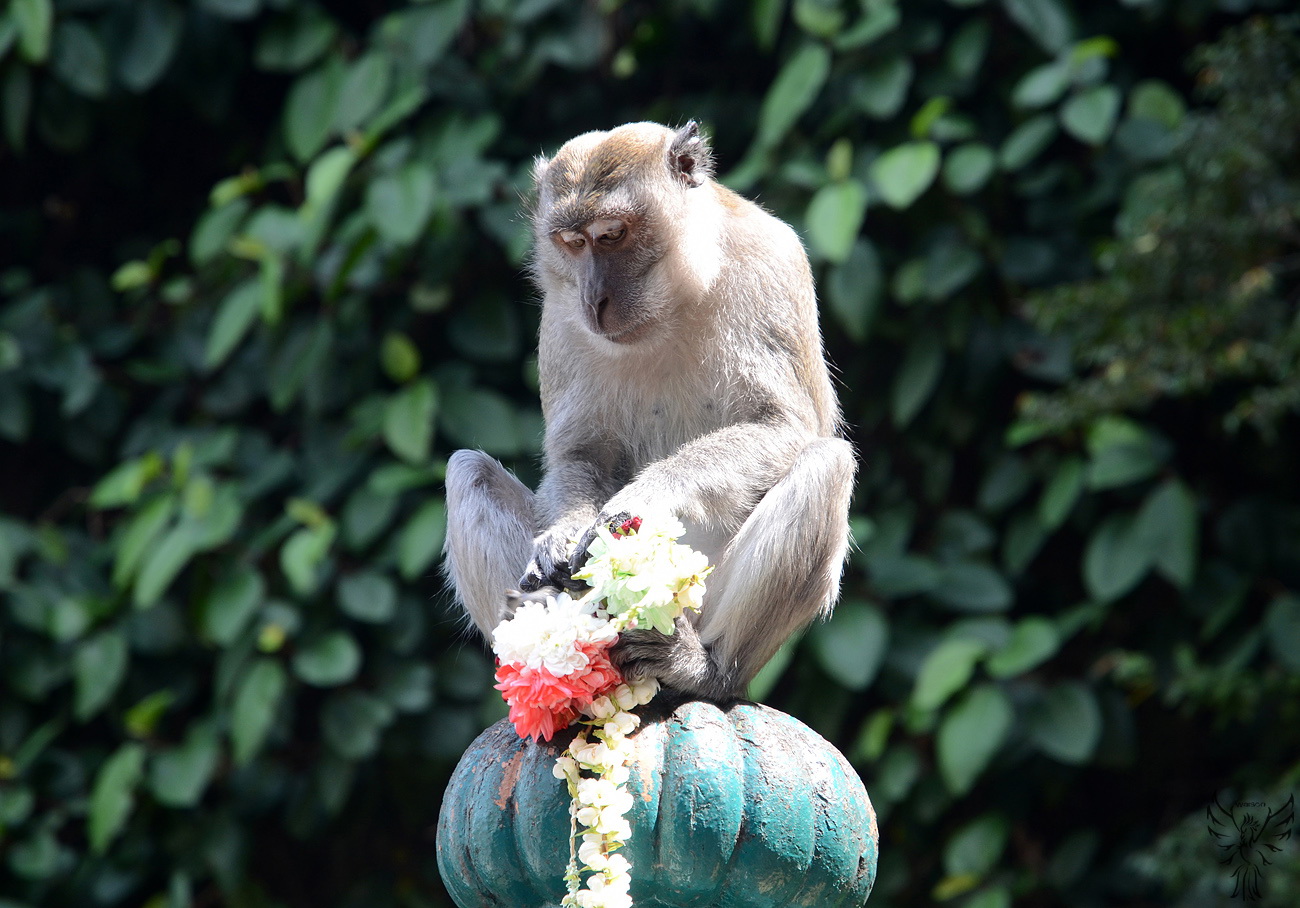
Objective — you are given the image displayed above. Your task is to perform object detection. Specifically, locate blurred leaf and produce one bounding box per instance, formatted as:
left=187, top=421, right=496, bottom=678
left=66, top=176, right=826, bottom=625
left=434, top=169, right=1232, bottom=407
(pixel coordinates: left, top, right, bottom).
left=198, top=0, right=260, bottom=20
left=999, top=114, right=1057, bottom=171
left=280, top=522, right=336, bottom=597
left=112, top=494, right=175, bottom=588
left=397, top=498, right=446, bottom=582
left=134, top=521, right=205, bottom=609
left=852, top=55, right=912, bottom=119
left=834, top=0, right=899, bottom=49
left=342, top=484, right=399, bottom=551
left=1002, top=0, right=1074, bottom=54
left=931, top=562, right=1014, bottom=612
left=1265, top=595, right=1300, bottom=672
left=381, top=331, right=422, bottom=384
left=827, top=238, right=883, bottom=343
left=1135, top=479, right=1197, bottom=588
left=204, top=280, right=262, bottom=371
left=1013, top=59, right=1070, bottom=109
left=338, top=571, right=398, bottom=623
left=125, top=689, right=176, bottom=738
left=1039, top=456, right=1084, bottom=528
left=255, top=5, right=336, bottom=72
left=1061, top=85, right=1122, bottom=144
left=868, top=553, right=942, bottom=597
left=747, top=633, right=800, bottom=702
left=202, top=565, right=264, bottom=646
left=191, top=199, right=250, bottom=265
left=944, top=814, right=1009, bottom=877
left=978, top=456, right=1032, bottom=514
left=913, top=638, right=987, bottom=711
left=810, top=601, right=888, bottom=690
left=924, top=236, right=982, bottom=300
left=334, top=52, right=391, bottom=132
left=231, top=658, right=286, bottom=765
left=73, top=630, right=128, bottom=721
left=284, top=59, right=343, bottom=162
left=1083, top=511, right=1151, bottom=602
left=150, top=722, right=220, bottom=808
left=367, top=164, right=436, bottom=246
left=943, top=142, right=996, bottom=195
left=1085, top=417, right=1169, bottom=489
left=12, top=0, right=53, bottom=64
left=440, top=387, right=519, bottom=456
left=51, top=21, right=108, bottom=99
left=871, top=141, right=941, bottom=210
left=1028, top=681, right=1101, bottom=764
left=321, top=690, right=393, bottom=760
left=805, top=179, right=868, bottom=262
left=118, top=0, right=183, bottom=92
left=2, top=64, right=33, bottom=152
left=1128, top=79, right=1185, bottom=128
left=293, top=631, right=362, bottom=687
left=378, top=660, right=435, bottom=713
left=755, top=41, right=830, bottom=149
left=987, top=617, right=1059, bottom=677
left=383, top=378, right=438, bottom=464
left=948, top=19, right=991, bottom=80
left=891, top=331, right=943, bottom=427
left=88, top=743, right=146, bottom=853
left=90, top=453, right=164, bottom=508
left=938, top=684, right=1012, bottom=795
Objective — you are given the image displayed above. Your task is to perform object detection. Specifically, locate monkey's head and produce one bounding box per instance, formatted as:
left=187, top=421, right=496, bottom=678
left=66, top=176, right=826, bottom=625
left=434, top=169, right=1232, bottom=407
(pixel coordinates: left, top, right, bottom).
left=530, top=121, right=719, bottom=345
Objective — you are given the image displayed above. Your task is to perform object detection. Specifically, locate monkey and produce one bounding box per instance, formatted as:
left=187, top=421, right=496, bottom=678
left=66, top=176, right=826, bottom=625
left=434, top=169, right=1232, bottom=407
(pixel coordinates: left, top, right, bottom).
left=443, top=121, right=855, bottom=702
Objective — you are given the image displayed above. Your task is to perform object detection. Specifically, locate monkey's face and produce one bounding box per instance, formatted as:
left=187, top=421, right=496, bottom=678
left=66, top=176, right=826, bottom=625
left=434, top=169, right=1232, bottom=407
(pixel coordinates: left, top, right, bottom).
left=549, top=214, right=668, bottom=343
left=531, top=122, right=714, bottom=346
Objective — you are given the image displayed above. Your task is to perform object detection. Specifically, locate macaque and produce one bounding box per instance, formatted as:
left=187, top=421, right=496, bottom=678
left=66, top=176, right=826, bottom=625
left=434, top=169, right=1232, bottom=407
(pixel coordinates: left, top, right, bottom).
left=443, top=121, right=855, bottom=701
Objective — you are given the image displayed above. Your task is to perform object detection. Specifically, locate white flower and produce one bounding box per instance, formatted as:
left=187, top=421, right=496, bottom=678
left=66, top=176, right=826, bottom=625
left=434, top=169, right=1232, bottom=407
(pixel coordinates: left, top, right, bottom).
left=491, top=592, right=617, bottom=675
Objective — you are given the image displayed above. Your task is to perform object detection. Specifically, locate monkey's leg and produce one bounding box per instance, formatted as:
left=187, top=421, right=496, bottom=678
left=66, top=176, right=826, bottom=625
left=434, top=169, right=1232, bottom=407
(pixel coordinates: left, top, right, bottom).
left=702, top=436, right=855, bottom=682
left=443, top=450, right=537, bottom=638
left=614, top=437, right=856, bottom=700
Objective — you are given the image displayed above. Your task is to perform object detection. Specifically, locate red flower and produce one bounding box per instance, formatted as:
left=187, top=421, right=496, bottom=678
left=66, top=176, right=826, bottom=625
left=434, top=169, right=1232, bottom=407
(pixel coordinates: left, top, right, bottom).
left=494, top=641, right=624, bottom=741
left=614, top=516, right=643, bottom=536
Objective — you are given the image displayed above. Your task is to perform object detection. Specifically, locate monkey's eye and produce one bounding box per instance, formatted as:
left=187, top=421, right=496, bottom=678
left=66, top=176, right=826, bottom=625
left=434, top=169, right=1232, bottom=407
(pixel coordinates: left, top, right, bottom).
left=598, top=226, right=626, bottom=245
left=557, top=230, right=585, bottom=250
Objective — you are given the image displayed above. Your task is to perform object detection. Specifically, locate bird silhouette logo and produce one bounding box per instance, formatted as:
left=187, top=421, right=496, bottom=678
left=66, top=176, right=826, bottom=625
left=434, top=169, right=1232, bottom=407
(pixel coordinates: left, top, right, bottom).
left=1206, top=794, right=1294, bottom=900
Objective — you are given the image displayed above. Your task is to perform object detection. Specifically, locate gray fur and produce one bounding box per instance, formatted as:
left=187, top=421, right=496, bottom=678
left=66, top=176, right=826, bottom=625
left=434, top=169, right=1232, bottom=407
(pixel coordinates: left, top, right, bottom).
left=442, top=122, right=856, bottom=701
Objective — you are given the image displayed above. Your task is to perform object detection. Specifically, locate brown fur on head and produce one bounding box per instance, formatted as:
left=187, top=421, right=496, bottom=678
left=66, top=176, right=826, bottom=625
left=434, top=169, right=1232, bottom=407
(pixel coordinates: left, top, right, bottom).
left=532, top=122, right=714, bottom=234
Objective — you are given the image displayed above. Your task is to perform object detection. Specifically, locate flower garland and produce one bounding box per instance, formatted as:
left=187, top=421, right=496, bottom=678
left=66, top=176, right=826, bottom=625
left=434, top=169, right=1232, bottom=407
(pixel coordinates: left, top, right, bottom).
left=490, top=516, right=712, bottom=908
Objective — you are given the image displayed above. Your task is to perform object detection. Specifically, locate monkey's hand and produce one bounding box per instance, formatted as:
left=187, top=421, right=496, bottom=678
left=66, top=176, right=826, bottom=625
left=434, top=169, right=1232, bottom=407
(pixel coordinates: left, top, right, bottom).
left=567, top=510, right=638, bottom=578
left=611, top=618, right=739, bottom=702
left=520, top=522, right=589, bottom=593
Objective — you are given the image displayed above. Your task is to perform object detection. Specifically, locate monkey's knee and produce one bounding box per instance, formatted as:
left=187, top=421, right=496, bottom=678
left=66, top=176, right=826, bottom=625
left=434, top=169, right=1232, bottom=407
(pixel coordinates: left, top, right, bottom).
left=443, top=450, right=536, bottom=638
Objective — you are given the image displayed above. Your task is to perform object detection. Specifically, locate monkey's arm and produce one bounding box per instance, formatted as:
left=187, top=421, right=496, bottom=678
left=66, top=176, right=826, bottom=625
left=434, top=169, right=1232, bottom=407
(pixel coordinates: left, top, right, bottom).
left=523, top=436, right=625, bottom=592
left=584, top=424, right=856, bottom=701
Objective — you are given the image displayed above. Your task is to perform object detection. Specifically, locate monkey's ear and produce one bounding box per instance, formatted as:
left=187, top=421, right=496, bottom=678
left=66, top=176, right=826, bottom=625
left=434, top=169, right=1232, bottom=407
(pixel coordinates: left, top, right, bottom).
left=668, top=121, right=714, bottom=188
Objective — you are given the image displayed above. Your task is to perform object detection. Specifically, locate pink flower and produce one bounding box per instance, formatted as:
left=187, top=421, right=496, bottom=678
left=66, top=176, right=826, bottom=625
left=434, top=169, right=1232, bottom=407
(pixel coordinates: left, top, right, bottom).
left=495, top=642, right=624, bottom=741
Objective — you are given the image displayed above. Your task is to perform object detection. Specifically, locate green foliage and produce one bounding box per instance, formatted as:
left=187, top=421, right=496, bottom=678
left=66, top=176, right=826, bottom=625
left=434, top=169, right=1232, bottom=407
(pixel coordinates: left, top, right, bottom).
left=2, top=2, right=1299, bottom=907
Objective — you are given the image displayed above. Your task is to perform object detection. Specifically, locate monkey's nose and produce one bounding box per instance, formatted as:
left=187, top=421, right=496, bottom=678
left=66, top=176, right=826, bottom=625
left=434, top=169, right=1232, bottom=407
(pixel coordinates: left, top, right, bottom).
left=593, top=296, right=611, bottom=328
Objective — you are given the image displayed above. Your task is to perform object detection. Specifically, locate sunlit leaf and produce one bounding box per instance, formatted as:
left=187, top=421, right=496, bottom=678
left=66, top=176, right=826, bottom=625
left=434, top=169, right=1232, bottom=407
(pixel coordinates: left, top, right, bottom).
left=938, top=684, right=1012, bottom=795
left=755, top=41, right=830, bottom=149
left=913, top=638, right=987, bottom=711
left=871, top=141, right=941, bottom=210
left=805, top=179, right=868, bottom=262
left=1061, top=85, right=1122, bottom=145
left=810, top=601, right=888, bottom=690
